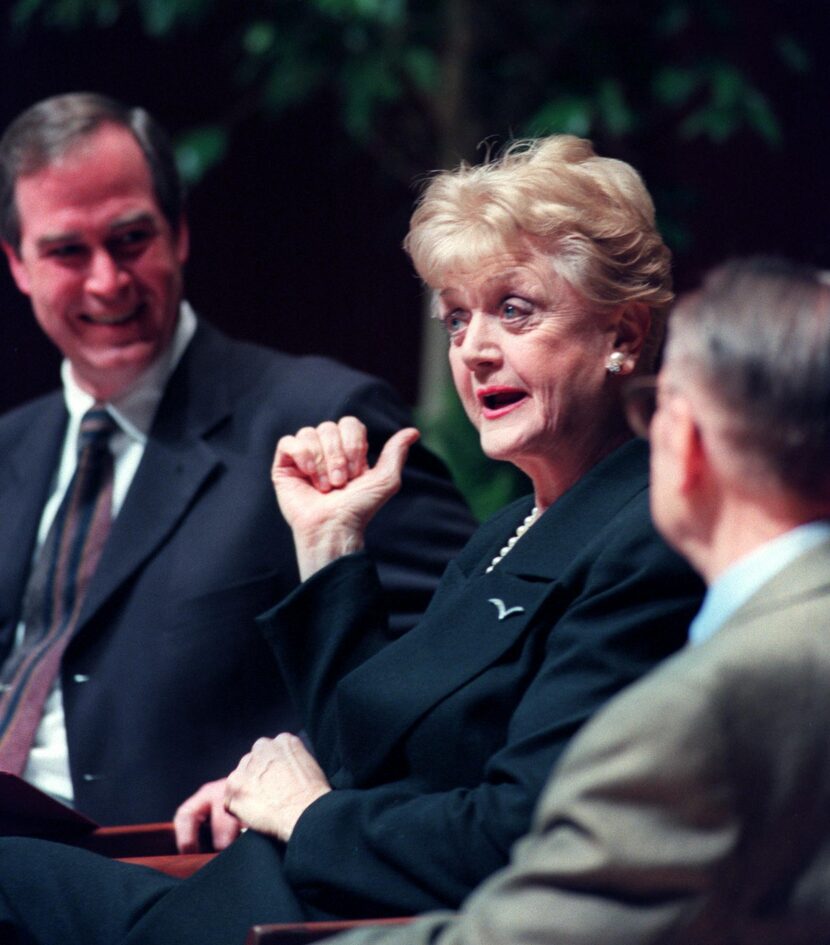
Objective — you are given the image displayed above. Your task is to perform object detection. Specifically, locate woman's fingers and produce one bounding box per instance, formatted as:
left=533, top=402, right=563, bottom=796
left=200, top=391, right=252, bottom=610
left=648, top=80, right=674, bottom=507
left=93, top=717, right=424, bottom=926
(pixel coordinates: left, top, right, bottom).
left=338, top=416, right=370, bottom=479
left=273, top=418, right=369, bottom=492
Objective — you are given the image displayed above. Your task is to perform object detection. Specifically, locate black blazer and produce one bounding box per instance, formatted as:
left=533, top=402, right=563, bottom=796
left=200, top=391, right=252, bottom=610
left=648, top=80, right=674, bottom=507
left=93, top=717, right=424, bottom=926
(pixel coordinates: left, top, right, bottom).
left=0, top=319, right=476, bottom=823
left=259, top=438, right=705, bottom=919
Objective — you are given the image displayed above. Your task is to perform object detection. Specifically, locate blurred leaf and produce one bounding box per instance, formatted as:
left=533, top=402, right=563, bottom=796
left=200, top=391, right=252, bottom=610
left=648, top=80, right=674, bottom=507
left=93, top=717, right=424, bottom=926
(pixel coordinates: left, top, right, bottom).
left=10, top=0, right=46, bottom=30
left=680, top=65, right=780, bottom=146
left=655, top=0, right=690, bottom=37
left=597, top=79, right=633, bottom=136
left=260, top=33, right=326, bottom=112
left=174, top=124, right=228, bottom=184
left=527, top=95, right=594, bottom=137
left=776, top=34, right=811, bottom=74
left=137, top=0, right=216, bottom=35
left=341, top=54, right=401, bottom=140
left=743, top=87, right=781, bottom=146
left=40, top=0, right=101, bottom=28
left=312, top=0, right=405, bottom=25
left=402, top=46, right=439, bottom=94
left=653, top=66, right=699, bottom=107
left=242, top=20, right=276, bottom=57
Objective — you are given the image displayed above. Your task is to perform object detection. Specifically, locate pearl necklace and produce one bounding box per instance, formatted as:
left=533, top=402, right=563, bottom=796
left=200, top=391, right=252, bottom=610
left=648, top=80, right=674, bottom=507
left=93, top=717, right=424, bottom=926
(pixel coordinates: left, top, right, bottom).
left=485, top=506, right=540, bottom=573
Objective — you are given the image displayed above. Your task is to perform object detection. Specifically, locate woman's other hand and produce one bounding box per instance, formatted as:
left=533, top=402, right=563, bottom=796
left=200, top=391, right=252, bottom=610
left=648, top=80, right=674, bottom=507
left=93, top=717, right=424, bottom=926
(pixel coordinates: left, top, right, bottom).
left=224, top=733, right=331, bottom=843
left=272, top=418, right=420, bottom=579
left=173, top=777, right=244, bottom=853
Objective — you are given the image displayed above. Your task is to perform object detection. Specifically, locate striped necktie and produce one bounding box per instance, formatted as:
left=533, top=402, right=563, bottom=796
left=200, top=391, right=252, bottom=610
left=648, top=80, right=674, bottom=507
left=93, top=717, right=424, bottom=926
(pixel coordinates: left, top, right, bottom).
left=0, top=406, right=117, bottom=774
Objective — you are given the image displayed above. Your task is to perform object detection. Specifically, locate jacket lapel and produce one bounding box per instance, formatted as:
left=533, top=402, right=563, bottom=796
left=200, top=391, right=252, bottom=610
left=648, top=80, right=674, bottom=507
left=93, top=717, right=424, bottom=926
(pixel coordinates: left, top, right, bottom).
left=73, top=322, right=230, bottom=637
left=499, top=438, right=651, bottom=579
left=0, top=396, right=66, bottom=655
left=336, top=558, right=562, bottom=783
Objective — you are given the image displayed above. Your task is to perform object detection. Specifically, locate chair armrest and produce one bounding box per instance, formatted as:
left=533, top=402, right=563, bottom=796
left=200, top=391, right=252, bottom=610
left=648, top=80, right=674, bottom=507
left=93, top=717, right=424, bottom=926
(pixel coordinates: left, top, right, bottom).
left=74, top=821, right=180, bottom=857
left=117, top=851, right=217, bottom=878
left=245, top=917, right=414, bottom=945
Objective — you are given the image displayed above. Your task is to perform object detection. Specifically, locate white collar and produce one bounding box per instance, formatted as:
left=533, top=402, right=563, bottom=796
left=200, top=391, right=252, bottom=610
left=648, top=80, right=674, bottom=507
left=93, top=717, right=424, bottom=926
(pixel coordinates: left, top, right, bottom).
left=60, top=301, right=197, bottom=442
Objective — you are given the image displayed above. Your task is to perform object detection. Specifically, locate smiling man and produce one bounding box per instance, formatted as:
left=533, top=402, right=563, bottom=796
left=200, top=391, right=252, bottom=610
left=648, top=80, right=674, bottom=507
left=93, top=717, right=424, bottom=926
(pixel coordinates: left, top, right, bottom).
left=0, top=92, right=475, bottom=826
left=5, top=122, right=187, bottom=401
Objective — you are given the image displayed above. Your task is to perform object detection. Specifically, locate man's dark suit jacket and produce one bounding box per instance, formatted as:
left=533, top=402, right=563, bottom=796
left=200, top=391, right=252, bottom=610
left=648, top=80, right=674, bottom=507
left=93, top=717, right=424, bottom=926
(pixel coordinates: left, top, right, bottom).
left=0, top=319, right=476, bottom=823
left=333, top=540, right=830, bottom=945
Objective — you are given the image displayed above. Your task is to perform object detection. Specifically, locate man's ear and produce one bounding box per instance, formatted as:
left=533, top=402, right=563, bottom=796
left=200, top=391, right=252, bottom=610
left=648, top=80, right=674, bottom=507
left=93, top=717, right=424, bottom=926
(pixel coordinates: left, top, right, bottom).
left=677, top=410, right=708, bottom=496
left=610, top=302, right=650, bottom=373
left=1, top=240, right=31, bottom=295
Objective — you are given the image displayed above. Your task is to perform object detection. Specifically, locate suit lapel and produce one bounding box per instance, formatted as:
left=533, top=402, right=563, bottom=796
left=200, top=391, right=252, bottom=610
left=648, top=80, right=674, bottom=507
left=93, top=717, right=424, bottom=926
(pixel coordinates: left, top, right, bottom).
left=337, top=439, right=651, bottom=782
left=0, top=396, right=66, bottom=655
left=73, top=323, right=231, bottom=637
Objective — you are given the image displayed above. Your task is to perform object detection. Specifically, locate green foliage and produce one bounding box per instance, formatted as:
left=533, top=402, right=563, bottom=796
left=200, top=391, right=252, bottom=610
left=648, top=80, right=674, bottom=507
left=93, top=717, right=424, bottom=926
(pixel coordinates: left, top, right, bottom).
left=175, top=125, right=228, bottom=185
left=679, top=64, right=780, bottom=146
left=9, top=0, right=813, bottom=515
left=10, top=0, right=800, bottom=177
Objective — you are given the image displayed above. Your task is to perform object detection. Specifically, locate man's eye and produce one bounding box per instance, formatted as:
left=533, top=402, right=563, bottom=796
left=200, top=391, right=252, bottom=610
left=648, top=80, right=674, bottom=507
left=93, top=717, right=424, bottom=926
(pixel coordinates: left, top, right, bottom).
left=49, top=244, right=85, bottom=259
left=112, top=229, right=152, bottom=251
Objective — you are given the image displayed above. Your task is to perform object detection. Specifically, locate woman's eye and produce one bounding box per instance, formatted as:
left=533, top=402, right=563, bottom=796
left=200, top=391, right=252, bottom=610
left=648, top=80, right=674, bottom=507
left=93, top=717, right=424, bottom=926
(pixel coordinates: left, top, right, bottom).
left=501, top=299, right=530, bottom=320
left=441, top=312, right=466, bottom=336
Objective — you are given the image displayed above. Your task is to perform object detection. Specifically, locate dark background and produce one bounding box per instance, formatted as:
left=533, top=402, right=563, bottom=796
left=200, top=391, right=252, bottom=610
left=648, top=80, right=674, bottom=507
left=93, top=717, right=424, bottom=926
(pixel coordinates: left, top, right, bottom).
left=1, top=1, right=829, bottom=419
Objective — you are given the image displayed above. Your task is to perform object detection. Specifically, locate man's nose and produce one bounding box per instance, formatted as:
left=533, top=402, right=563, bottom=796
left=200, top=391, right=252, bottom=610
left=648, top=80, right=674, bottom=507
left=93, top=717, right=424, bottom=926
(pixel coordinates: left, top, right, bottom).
left=85, top=250, right=129, bottom=297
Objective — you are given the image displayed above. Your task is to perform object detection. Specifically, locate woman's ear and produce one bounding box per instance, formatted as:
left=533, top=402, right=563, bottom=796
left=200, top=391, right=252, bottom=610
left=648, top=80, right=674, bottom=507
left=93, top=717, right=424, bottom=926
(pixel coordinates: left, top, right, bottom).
left=609, top=302, right=651, bottom=374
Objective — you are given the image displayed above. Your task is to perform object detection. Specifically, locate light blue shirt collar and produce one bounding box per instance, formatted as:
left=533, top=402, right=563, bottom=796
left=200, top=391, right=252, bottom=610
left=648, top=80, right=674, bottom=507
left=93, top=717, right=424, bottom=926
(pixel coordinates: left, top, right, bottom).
left=689, top=521, right=830, bottom=646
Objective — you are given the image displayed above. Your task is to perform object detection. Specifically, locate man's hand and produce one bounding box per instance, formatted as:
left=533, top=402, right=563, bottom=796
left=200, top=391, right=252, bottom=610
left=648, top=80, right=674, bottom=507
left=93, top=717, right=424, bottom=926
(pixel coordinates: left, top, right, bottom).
left=173, top=777, right=243, bottom=853
left=224, top=733, right=332, bottom=842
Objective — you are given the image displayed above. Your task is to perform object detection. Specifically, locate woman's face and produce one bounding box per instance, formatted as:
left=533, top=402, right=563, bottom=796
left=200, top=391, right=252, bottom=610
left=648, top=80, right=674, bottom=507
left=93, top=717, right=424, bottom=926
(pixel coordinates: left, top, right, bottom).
left=436, top=247, right=625, bottom=493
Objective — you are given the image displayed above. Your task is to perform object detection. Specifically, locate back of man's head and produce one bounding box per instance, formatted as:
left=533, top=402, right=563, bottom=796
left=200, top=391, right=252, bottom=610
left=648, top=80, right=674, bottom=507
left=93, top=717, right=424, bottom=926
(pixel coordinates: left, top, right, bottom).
left=666, top=256, right=830, bottom=504
left=0, top=91, right=184, bottom=252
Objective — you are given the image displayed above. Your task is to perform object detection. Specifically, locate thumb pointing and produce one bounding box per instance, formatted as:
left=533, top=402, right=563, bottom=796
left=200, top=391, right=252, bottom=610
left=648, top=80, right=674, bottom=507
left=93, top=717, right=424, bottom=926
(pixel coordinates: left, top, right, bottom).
left=374, top=427, right=420, bottom=487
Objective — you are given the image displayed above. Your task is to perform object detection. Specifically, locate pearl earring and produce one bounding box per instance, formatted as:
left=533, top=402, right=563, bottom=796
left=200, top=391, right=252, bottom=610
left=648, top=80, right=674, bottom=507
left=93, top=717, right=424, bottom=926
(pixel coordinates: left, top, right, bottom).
left=606, top=352, right=626, bottom=375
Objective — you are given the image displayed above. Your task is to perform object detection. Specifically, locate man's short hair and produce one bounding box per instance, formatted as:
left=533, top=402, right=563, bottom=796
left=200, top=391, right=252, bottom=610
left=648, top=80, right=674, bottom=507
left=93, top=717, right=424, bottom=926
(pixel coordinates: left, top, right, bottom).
left=0, top=91, right=184, bottom=251
left=667, top=256, right=830, bottom=502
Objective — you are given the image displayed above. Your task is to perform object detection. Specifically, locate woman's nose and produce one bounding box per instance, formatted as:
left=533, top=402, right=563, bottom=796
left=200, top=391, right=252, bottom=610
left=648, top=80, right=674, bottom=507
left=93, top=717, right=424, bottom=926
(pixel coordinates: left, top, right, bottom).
left=459, top=314, right=501, bottom=369
left=85, top=250, right=129, bottom=297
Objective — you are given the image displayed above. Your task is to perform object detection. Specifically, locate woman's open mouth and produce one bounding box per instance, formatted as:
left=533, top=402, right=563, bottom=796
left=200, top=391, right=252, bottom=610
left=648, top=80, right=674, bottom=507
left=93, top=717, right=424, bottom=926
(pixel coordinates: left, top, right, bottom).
left=477, top=386, right=528, bottom=418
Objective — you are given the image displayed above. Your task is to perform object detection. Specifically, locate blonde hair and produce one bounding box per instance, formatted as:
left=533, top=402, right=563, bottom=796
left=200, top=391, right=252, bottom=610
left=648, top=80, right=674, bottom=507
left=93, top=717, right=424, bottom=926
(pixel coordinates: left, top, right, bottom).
left=405, top=136, right=673, bottom=367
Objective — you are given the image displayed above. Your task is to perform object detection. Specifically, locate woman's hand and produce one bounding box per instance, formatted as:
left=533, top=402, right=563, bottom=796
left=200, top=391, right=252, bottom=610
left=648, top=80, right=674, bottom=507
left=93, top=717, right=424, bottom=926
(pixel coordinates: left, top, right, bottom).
left=272, top=418, right=420, bottom=579
left=173, top=777, right=244, bottom=853
left=223, top=733, right=332, bottom=842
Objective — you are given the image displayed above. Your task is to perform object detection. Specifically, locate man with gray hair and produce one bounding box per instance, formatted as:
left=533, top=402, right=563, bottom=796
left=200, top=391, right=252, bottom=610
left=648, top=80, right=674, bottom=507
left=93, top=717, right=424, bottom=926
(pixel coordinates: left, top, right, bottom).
left=0, top=91, right=475, bottom=828
left=319, top=256, right=830, bottom=945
